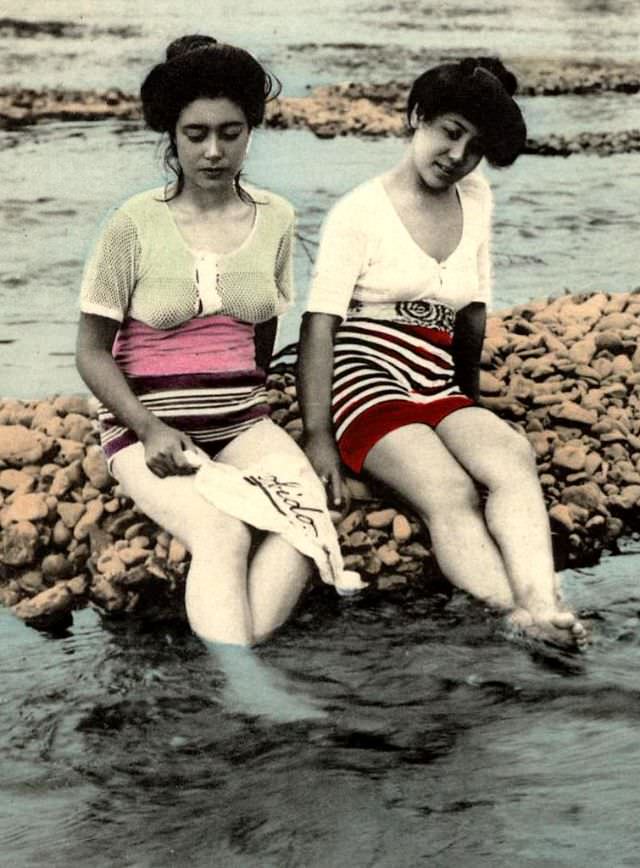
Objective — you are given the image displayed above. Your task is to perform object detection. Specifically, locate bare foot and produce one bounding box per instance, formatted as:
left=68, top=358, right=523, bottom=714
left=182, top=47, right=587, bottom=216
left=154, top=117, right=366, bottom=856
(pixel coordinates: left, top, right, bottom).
left=506, top=606, right=589, bottom=652
left=207, top=642, right=328, bottom=723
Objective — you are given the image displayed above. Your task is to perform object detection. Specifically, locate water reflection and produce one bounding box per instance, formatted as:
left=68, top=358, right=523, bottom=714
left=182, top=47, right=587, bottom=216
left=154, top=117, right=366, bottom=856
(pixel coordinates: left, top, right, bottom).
left=2, top=548, right=640, bottom=865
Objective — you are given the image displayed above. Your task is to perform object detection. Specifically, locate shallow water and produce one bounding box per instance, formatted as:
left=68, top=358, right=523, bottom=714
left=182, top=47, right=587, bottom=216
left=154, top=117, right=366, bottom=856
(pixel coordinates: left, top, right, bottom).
left=2, top=121, right=639, bottom=397
left=2, top=5, right=640, bottom=865
left=2, top=0, right=639, bottom=93
left=2, top=549, right=640, bottom=867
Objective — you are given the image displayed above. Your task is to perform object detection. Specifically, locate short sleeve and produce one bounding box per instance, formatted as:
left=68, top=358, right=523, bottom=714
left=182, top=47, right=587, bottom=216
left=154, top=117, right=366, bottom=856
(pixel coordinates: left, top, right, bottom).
left=467, top=173, right=494, bottom=307
left=274, top=212, right=295, bottom=316
left=305, top=194, right=369, bottom=321
left=79, top=208, right=141, bottom=322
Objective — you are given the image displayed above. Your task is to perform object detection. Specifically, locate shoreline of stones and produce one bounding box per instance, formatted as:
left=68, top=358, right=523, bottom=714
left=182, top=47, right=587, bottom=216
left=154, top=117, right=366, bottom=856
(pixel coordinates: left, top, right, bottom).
left=3, top=289, right=640, bottom=632
left=2, top=57, right=640, bottom=156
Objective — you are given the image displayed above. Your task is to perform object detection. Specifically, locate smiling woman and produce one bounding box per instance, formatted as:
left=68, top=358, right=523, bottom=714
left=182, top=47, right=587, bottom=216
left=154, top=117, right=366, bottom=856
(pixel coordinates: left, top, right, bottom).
left=297, top=56, right=589, bottom=652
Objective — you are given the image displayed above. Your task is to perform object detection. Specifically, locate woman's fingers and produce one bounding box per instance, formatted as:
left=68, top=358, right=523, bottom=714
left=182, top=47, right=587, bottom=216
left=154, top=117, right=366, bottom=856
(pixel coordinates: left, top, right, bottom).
left=328, top=467, right=344, bottom=509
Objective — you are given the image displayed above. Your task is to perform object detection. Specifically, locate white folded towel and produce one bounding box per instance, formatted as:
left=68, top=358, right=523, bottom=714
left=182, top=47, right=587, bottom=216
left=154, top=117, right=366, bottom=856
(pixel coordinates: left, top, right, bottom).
left=185, top=451, right=367, bottom=596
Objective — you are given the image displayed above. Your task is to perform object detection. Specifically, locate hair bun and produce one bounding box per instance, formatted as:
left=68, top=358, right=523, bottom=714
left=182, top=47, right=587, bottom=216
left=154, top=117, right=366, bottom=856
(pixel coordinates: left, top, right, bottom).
left=165, top=34, right=218, bottom=61
left=465, top=56, right=518, bottom=96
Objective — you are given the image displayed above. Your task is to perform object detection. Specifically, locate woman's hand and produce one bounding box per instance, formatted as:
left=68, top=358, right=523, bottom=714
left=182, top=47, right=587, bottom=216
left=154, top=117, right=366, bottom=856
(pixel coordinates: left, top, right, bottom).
left=140, top=418, right=200, bottom=478
left=304, top=430, right=347, bottom=512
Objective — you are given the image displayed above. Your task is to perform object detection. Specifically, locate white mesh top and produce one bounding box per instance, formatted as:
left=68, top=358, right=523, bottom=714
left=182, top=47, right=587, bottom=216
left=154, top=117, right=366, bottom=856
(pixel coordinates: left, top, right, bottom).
left=80, top=185, right=295, bottom=329
left=306, top=171, right=493, bottom=320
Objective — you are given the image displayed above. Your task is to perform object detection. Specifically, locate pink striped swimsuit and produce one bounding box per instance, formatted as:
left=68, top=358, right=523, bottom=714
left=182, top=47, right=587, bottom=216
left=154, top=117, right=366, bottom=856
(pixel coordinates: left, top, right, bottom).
left=98, top=315, right=270, bottom=461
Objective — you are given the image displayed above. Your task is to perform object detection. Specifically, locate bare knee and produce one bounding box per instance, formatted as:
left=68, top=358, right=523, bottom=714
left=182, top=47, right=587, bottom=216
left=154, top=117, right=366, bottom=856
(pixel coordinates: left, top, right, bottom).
left=189, top=511, right=252, bottom=558
left=416, top=468, right=480, bottom=524
left=486, top=429, right=538, bottom=488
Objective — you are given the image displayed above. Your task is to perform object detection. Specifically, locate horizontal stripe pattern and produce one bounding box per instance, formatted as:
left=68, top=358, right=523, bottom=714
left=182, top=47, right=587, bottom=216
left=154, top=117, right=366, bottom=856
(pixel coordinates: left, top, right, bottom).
left=99, top=370, right=269, bottom=460
left=332, top=314, right=470, bottom=446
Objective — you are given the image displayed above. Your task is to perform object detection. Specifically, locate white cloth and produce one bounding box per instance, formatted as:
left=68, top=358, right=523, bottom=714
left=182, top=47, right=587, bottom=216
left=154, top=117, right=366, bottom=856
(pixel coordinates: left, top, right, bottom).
left=306, top=172, right=493, bottom=320
left=186, top=451, right=367, bottom=596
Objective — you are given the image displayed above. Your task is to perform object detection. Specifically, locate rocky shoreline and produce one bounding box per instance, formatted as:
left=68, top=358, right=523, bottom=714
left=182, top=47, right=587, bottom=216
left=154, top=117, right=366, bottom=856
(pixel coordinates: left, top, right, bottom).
left=2, top=55, right=640, bottom=156
left=2, top=290, right=640, bottom=632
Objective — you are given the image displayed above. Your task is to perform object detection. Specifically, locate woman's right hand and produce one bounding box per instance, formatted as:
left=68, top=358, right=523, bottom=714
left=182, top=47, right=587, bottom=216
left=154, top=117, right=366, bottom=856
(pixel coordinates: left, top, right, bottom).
left=303, top=430, right=347, bottom=511
left=140, top=418, right=200, bottom=478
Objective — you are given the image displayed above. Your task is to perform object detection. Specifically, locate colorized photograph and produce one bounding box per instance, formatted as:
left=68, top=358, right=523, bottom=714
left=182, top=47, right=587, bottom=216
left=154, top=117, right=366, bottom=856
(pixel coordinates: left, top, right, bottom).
left=1, top=1, right=639, bottom=865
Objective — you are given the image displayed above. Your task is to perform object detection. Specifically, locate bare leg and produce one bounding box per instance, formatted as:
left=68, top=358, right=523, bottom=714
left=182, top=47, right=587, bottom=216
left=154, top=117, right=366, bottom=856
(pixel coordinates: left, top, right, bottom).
left=363, top=423, right=516, bottom=609
left=436, top=407, right=587, bottom=649
left=215, top=418, right=320, bottom=641
left=113, top=436, right=324, bottom=721
left=248, top=534, right=313, bottom=643
left=112, top=443, right=254, bottom=646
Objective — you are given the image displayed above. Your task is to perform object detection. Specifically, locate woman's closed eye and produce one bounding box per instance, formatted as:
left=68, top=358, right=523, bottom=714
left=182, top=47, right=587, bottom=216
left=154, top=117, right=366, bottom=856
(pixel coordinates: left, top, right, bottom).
left=443, top=125, right=462, bottom=140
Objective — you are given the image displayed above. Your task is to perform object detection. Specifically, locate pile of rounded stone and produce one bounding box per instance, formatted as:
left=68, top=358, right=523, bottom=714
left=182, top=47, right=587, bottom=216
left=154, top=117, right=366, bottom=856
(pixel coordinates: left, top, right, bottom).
left=2, top=290, right=640, bottom=631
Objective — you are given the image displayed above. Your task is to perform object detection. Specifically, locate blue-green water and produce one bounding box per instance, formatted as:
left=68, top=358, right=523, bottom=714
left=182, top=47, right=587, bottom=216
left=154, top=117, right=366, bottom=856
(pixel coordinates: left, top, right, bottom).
left=1, top=123, right=639, bottom=396
left=2, top=550, right=640, bottom=867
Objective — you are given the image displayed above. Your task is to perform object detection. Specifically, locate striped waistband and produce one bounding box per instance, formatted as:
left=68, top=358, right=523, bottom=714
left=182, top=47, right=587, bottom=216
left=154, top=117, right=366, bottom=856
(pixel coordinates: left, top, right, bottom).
left=98, top=369, right=269, bottom=460
left=346, top=300, right=456, bottom=334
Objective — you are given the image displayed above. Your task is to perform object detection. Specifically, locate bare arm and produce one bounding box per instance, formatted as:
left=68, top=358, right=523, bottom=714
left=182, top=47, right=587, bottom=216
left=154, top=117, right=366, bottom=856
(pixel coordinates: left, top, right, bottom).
left=297, top=311, right=345, bottom=508
left=76, top=313, right=197, bottom=476
left=254, top=316, right=278, bottom=374
left=452, top=301, right=486, bottom=403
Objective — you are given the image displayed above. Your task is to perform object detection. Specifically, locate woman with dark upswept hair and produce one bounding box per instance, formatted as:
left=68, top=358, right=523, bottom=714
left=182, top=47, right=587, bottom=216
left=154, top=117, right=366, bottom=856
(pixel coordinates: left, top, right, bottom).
left=298, top=57, right=588, bottom=651
left=76, top=35, right=328, bottom=718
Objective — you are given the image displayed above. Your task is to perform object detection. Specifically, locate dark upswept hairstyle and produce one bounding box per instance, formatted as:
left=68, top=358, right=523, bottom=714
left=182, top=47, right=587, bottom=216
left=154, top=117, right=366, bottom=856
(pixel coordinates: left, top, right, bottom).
left=140, top=34, right=280, bottom=195
left=407, top=57, right=527, bottom=167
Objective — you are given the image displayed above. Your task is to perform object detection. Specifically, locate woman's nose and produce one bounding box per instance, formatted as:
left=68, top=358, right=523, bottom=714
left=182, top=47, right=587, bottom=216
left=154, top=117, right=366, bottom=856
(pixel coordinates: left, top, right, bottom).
left=449, top=139, right=467, bottom=162
left=204, top=136, right=223, bottom=159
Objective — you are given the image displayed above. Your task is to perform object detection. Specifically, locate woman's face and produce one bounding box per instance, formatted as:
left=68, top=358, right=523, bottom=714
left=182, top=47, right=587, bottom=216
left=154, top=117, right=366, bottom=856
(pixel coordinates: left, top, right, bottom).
left=174, top=97, right=251, bottom=193
left=409, top=111, right=484, bottom=190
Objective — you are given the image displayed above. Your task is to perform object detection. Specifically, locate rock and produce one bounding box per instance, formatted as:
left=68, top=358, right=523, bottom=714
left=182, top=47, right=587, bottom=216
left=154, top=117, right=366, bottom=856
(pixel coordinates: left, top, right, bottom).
left=52, top=395, right=91, bottom=416
left=1, top=492, right=49, bottom=527
left=55, top=438, right=86, bottom=465
left=57, top=501, right=86, bottom=529
left=377, top=575, right=408, bottom=590
left=392, top=514, right=412, bottom=544
left=90, top=576, right=127, bottom=612
left=49, top=467, right=74, bottom=497
left=31, top=402, right=58, bottom=429
left=11, top=583, right=74, bottom=630
left=63, top=413, right=94, bottom=442
left=73, top=499, right=105, bottom=540
left=0, top=425, right=45, bottom=466
left=367, top=509, right=397, bottom=529
left=364, top=553, right=382, bottom=575
left=1, top=520, right=39, bottom=565
left=376, top=543, right=401, bottom=567
left=52, top=519, right=72, bottom=547
left=595, top=331, right=625, bottom=353
left=82, top=446, right=111, bottom=490
left=41, top=553, right=73, bottom=580
left=549, top=402, right=598, bottom=428
left=549, top=504, right=575, bottom=531
left=552, top=443, right=588, bottom=472
left=610, top=485, right=640, bottom=511
left=67, top=575, right=89, bottom=596
left=96, top=550, right=127, bottom=579
left=0, top=469, right=34, bottom=493
left=561, top=482, right=605, bottom=511
left=480, top=372, right=503, bottom=395
left=168, top=539, right=188, bottom=564
left=118, top=546, right=150, bottom=566
left=568, top=337, right=597, bottom=366
left=347, top=531, right=372, bottom=550
left=339, top=510, right=364, bottom=535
